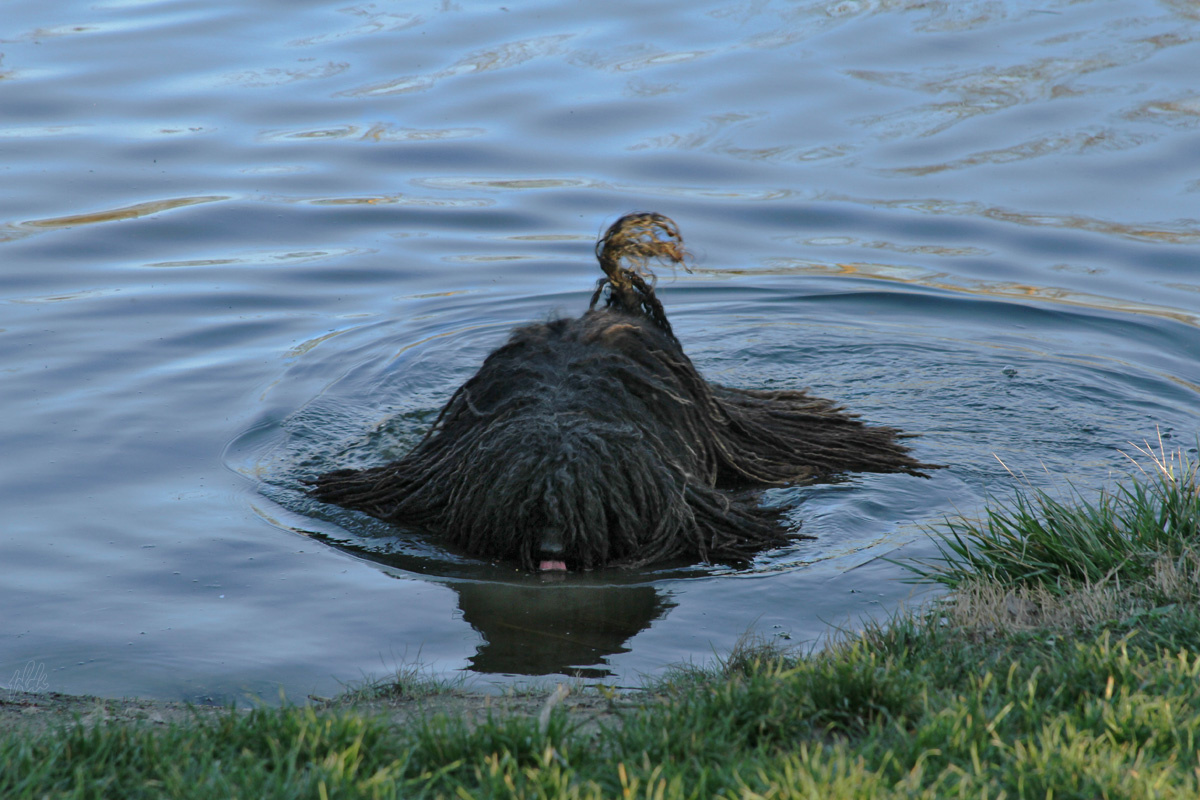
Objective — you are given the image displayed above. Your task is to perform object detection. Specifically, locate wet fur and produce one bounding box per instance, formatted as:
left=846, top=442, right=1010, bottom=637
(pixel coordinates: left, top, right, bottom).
left=310, top=214, right=935, bottom=570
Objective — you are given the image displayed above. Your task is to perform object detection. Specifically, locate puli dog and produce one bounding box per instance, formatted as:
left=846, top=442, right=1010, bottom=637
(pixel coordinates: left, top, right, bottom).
left=310, top=213, right=935, bottom=572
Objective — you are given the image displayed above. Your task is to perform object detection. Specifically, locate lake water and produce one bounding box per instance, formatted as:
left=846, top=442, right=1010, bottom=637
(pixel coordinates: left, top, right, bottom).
left=3, top=0, right=1198, bottom=703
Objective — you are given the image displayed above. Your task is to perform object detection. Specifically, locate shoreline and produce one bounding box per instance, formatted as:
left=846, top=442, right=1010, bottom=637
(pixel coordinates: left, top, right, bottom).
left=0, top=680, right=630, bottom=738
left=5, top=452, right=1197, bottom=797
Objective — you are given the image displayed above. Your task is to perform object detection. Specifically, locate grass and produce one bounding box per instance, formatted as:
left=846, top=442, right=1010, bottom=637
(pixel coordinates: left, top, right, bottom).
left=4, top=445, right=1200, bottom=798
left=328, top=664, right=467, bottom=705
left=10, top=620, right=1200, bottom=798
left=910, top=437, right=1200, bottom=594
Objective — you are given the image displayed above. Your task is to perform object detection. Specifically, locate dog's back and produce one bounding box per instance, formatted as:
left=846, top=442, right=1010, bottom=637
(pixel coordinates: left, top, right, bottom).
left=310, top=213, right=938, bottom=571
left=312, top=310, right=792, bottom=571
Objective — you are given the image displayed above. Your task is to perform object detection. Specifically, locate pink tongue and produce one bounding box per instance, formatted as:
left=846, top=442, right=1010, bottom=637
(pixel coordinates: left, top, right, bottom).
left=539, top=560, right=568, bottom=572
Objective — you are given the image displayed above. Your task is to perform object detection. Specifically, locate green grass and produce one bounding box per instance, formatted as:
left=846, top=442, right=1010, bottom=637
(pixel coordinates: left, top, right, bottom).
left=330, top=664, right=467, bottom=704
left=910, top=442, right=1200, bottom=593
left=9, top=617, right=1200, bottom=798
left=6, top=447, right=1200, bottom=798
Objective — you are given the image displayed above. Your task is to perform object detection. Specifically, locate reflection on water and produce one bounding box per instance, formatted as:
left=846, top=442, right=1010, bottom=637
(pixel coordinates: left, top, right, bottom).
left=454, top=582, right=674, bottom=678
left=2, top=196, right=229, bottom=241
left=760, top=258, right=1200, bottom=327
left=342, top=33, right=577, bottom=98
left=826, top=195, right=1200, bottom=245
left=2, top=0, right=1200, bottom=701
left=258, top=124, right=486, bottom=143
left=254, top=506, right=678, bottom=678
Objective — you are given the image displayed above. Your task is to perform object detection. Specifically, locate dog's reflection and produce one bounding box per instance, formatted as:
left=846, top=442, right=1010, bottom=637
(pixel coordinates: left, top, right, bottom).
left=451, top=579, right=674, bottom=677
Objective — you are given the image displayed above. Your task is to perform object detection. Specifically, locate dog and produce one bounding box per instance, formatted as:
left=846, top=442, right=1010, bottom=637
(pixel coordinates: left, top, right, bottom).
left=310, top=213, right=935, bottom=571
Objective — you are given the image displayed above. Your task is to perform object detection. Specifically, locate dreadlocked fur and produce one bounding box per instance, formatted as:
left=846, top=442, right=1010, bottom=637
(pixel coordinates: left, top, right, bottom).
left=310, top=212, right=937, bottom=571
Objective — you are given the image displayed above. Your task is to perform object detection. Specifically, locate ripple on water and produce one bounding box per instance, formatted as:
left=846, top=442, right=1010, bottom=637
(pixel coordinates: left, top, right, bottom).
left=232, top=281, right=1198, bottom=679
left=7, top=0, right=1200, bottom=700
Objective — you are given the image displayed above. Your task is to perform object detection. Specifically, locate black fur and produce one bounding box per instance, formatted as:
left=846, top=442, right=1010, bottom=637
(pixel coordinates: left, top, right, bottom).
left=310, top=213, right=936, bottom=570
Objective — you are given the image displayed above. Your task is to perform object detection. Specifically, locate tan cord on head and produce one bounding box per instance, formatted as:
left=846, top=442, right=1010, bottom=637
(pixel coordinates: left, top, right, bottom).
left=595, top=212, right=689, bottom=288
left=589, top=212, right=691, bottom=342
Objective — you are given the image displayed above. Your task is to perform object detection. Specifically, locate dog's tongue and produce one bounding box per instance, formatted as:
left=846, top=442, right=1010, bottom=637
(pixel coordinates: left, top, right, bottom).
left=539, top=560, right=568, bottom=572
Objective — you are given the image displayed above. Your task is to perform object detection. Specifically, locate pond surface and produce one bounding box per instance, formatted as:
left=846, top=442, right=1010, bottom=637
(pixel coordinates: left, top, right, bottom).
left=2, top=0, right=1199, bottom=703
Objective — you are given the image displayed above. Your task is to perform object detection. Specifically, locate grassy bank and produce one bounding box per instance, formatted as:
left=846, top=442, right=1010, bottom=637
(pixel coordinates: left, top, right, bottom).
left=4, top=446, right=1199, bottom=798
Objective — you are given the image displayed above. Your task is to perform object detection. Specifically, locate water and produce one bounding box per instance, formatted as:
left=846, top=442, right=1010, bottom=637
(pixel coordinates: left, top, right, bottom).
left=2, top=0, right=1198, bottom=703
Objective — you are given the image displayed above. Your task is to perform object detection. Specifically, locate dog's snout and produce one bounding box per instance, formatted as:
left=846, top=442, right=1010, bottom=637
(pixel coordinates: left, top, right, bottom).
left=539, top=527, right=565, bottom=557
left=537, top=528, right=569, bottom=572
